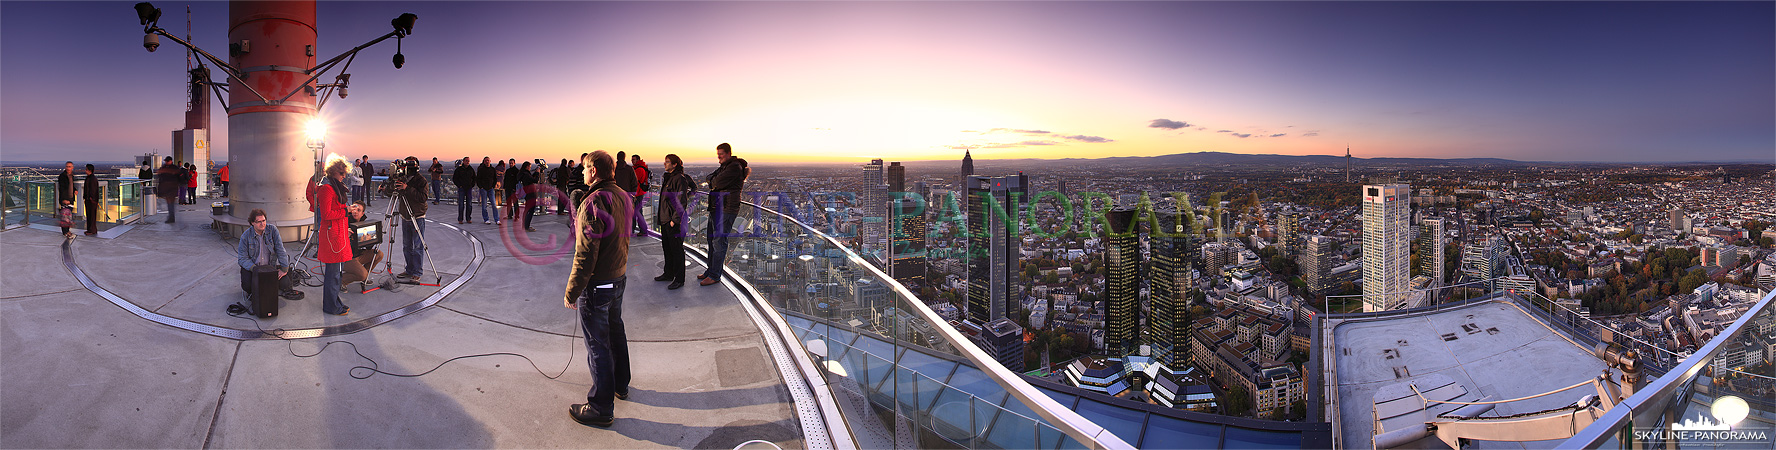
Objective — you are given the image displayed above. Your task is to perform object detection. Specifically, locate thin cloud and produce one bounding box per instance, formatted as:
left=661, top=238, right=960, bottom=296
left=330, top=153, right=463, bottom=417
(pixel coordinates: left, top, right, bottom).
left=984, top=128, right=1051, bottom=135
left=1269, top=133, right=1286, bottom=137
left=1217, top=130, right=1233, bottom=133
left=1302, top=131, right=1320, bottom=137
left=982, top=140, right=1060, bottom=148
left=1195, top=127, right=1207, bottom=131
left=1061, top=135, right=1114, bottom=143
left=1230, top=133, right=1252, bottom=138
left=1148, top=119, right=1191, bottom=130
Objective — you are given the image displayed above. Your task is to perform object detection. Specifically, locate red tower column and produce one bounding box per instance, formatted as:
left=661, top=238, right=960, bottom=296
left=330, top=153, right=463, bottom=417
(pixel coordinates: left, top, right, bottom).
left=225, top=0, right=318, bottom=235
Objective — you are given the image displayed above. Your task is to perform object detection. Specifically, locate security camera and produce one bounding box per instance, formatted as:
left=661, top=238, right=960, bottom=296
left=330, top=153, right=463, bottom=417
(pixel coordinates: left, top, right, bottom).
left=144, top=33, right=160, bottom=52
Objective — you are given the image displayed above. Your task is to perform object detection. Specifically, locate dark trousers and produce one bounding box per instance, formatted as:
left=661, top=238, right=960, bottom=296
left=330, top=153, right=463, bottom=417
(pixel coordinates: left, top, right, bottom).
left=321, top=262, right=345, bottom=315
left=457, top=188, right=474, bottom=222
left=505, top=190, right=518, bottom=219
left=701, top=210, right=737, bottom=281
left=219, top=181, right=229, bottom=197
left=523, top=198, right=537, bottom=229
left=84, top=200, right=99, bottom=233
left=578, top=276, right=629, bottom=413
left=556, top=186, right=569, bottom=214
left=661, top=222, right=685, bottom=282
left=163, top=195, right=177, bottom=223
left=401, top=217, right=425, bottom=277
left=430, top=176, right=442, bottom=202
left=632, top=193, right=649, bottom=235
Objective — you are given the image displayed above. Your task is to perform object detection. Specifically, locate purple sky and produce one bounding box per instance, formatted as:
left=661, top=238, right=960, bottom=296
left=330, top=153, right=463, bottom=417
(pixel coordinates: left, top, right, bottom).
left=3, top=1, right=1771, bottom=164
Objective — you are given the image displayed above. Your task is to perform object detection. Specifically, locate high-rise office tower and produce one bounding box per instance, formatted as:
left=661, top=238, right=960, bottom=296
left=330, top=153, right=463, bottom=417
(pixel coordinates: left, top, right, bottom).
left=1417, top=217, right=1446, bottom=286
left=960, top=149, right=975, bottom=188
left=1363, top=184, right=1411, bottom=312
left=1201, top=242, right=1237, bottom=277
left=890, top=195, right=927, bottom=290
left=1276, top=211, right=1300, bottom=257
left=1301, top=235, right=1335, bottom=294
left=1147, top=206, right=1195, bottom=371
left=862, top=159, right=887, bottom=264
left=885, top=162, right=925, bottom=289
left=887, top=161, right=905, bottom=192
left=1668, top=207, right=1684, bottom=231
left=1105, top=206, right=1141, bottom=355
left=1461, top=236, right=1503, bottom=292
left=967, top=174, right=1023, bottom=324
left=1345, top=146, right=1352, bottom=183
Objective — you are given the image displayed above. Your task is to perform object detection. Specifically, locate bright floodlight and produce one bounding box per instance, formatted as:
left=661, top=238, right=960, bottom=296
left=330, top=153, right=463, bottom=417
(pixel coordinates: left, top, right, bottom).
left=304, top=119, right=327, bottom=141
left=1712, top=395, right=1750, bottom=426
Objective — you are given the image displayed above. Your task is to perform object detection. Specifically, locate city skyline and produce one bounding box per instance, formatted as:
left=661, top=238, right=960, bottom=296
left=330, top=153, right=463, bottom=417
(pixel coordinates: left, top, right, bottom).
left=2, top=1, right=1772, bottom=164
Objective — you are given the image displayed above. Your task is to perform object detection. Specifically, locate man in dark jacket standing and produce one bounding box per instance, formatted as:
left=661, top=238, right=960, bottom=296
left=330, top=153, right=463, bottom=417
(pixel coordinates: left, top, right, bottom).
left=475, top=157, right=497, bottom=224
left=154, top=157, right=182, bottom=224
left=653, top=154, right=695, bottom=289
left=554, top=159, right=572, bottom=215
left=452, top=157, right=477, bottom=224
left=503, top=158, right=522, bottom=222
left=82, top=164, right=102, bottom=236
left=699, top=143, right=748, bottom=286
left=429, top=157, right=446, bottom=205
left=387, top=157, right=430, bottom=281
left=358, top=156, right=375, bottom=206
left=564, top=150, right=631, bottom=428
left=613, top=151, right=636, bottom=195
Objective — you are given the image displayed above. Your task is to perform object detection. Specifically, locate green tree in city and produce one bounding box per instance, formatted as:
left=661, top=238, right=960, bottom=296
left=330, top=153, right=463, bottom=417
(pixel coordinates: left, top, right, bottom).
left=1224, top=385, right=1254, bottom=417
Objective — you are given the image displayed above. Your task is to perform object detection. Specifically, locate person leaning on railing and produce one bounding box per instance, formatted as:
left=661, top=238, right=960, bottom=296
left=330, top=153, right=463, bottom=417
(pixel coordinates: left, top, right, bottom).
left=698, top=143, right=748, bottom=287
left=236, top=208, right=303, bottom=301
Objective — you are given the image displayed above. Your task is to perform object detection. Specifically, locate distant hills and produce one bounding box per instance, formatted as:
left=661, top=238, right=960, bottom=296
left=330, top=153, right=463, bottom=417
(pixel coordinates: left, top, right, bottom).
left=1082, top=151, right=1531, bottom=167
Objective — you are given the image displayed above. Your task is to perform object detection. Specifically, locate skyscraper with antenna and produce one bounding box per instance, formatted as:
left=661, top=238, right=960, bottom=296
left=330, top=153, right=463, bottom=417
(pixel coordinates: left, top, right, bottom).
left=1345, top=145, right=1352, bottom=183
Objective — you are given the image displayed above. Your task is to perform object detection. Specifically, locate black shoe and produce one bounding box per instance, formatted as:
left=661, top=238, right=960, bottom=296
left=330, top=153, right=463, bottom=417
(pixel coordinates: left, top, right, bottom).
left=525, top=227, right=537, bottom=232
left=568, top=403, right=613, bottom=427
left=653, top=274, right=672, bottom=282
left=667, top=280, right=683, bottom=290
left=280, top=289, right=305, bottom=300
left=616, top=389, right=629, bottom=400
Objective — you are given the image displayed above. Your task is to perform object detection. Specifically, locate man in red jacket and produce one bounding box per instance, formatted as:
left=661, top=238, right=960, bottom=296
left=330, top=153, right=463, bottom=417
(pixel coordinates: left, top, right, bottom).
left=308, top=156, right=355, bottom=316
left=630, top=154, right=650, bottom=235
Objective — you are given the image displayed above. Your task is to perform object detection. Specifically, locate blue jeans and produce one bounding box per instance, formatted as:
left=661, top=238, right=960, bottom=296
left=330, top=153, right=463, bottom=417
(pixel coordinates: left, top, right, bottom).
left=430, top=176, right=442, bottom=201
left=701, top=210, right=737, bottom=281
left=457, top=189, right=473, bottom=222
left=578, top=276, right=629, bottom=412
left=162, top=195, right=177, bottom=222
left=401, top=217, right=425, bottom=277
left=322, top=262, right=345, bottom=314
left=478, top=188, right=495, bottom=221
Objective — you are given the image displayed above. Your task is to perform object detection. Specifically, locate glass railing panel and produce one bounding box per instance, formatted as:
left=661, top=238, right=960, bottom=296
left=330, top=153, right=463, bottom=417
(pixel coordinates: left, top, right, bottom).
left=1142, top=414, right=1223, bottom=448
left=1561, top=289, right=1775, bottom=449
left=861, top=351, right=896, bottom=404
left=930, top=385, right=979, bottom=445
left=1222, top=426, right=1302, bottom=449
left=1073, top=398, right=1146, bottom=447
left=982, top=400, right=1039, bottom=450
left=1038, top=422, right=1087, bottom=450
left=942, top=366, right=1011, bottom=407
left=685, top=197, right=1131, bottom=449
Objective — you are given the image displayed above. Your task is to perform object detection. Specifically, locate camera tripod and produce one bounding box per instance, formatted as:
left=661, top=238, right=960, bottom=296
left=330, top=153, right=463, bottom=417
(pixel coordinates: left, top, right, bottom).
left=380, top=177, right=443, bottom=287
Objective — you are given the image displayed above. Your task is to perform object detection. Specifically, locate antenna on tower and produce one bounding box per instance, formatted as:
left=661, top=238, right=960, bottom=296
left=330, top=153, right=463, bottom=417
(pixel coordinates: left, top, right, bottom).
left=1345, top=144, right=1352, bottom=183
left=184, top=5, right=192, bottom=112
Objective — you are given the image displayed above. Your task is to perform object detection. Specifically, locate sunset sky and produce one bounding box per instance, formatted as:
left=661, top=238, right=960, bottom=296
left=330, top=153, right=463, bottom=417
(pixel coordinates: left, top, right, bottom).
left=2, top=1, right=1772, bottom=164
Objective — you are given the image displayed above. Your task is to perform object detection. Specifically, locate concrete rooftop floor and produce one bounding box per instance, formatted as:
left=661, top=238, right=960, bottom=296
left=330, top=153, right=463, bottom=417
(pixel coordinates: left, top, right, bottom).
left=1329, top=299, right=1608, bottom=450
left=1, top=200, right=805, bottom=448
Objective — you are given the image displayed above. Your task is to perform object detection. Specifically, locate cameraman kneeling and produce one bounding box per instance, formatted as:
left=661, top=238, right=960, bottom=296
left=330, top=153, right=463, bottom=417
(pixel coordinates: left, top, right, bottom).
left=237, top=209, right=302, bottom=300
left=341, top=202, right=385, bottom=287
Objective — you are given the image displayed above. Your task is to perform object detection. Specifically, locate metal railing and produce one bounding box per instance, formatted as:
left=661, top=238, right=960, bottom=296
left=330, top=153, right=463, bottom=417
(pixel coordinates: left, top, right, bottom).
left=14, top=177, right=150, bottom=231
left=664, top=192, right=1134, bottom=449
left=1558, top=288, right=1776, bottom=449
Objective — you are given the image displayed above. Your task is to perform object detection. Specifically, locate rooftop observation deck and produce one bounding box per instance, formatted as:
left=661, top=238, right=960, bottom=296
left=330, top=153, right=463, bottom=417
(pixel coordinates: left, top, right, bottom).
left=0, top=200, right=805, bottom=448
